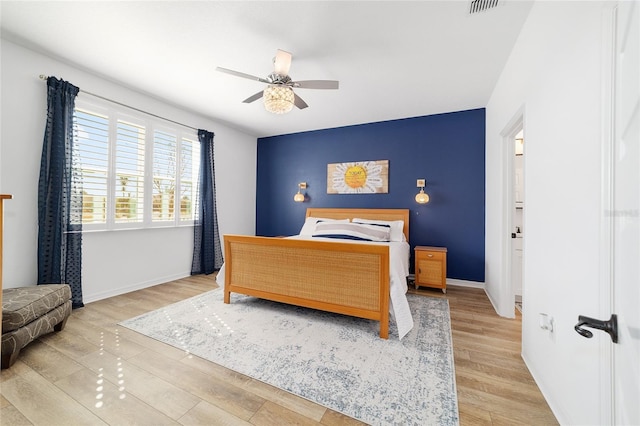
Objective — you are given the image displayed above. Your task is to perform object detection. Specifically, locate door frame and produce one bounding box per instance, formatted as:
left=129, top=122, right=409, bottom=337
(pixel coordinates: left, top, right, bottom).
left=499, top=108, right=524, bottom=319
left=597, top=2, right=621, bottom=424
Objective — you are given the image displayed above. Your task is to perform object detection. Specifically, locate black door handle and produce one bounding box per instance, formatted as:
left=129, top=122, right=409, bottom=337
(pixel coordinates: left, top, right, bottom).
left=574, top=314, right=618, bottom=343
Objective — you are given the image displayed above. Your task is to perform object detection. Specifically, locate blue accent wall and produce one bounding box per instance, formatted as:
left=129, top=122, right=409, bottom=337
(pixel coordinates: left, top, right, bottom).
left=256, top=108, right=485, bottom=282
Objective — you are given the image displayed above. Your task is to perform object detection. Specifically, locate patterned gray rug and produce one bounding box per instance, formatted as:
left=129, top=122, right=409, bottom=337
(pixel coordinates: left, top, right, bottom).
left=120, top=289, right=459, bottom=425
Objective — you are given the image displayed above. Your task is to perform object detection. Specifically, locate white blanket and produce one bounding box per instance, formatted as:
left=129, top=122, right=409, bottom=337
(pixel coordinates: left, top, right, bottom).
left=216, top=235, right=414, bottom=339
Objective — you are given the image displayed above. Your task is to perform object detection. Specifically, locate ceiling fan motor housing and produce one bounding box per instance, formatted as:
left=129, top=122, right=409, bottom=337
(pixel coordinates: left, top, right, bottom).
left=268, top=73, right=292, bottom=85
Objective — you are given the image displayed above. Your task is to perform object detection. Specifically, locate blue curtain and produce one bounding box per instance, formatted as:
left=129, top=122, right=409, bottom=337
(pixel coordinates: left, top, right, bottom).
left=191, top=129, right=223, bottom=275
left=38, top=77, right=84, bottom=308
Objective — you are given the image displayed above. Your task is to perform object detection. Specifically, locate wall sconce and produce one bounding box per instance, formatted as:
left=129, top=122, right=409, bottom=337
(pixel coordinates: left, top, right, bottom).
left=415, top=179, right=430, bottom=204
left=294, top=182, right=307, bottom=202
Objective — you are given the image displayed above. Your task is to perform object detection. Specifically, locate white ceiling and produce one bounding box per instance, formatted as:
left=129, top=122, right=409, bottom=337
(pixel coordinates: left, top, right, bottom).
left=0, top=1, right=533, bottom=138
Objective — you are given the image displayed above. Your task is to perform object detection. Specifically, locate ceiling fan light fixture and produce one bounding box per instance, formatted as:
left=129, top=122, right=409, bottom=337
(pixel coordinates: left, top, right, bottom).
left=263, top=85, right=294, bottom=114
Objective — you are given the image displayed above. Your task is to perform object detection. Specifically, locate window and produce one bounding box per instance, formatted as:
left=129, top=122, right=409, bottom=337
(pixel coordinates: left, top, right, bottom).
left=115, top=117, right=145, bottom=223
left=151, top=130, right=200, bottom=223
left=73, top=99, right=199, bottom=230
left=179, top=136, right=199, bottom=221
left=75, top=108, right=109, bottom=224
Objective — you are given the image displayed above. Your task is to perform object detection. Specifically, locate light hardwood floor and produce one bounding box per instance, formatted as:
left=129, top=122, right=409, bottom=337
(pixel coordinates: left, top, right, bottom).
left=1, top=275, right=558, bottom=425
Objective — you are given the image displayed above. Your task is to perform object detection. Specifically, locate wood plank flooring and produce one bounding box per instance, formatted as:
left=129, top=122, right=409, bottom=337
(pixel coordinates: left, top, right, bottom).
left=1, top=275, right=558, bottom=425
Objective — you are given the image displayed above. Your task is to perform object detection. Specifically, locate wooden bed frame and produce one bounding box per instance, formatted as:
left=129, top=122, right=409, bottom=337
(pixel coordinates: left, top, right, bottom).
left=223, top=208, right=410, bottom=339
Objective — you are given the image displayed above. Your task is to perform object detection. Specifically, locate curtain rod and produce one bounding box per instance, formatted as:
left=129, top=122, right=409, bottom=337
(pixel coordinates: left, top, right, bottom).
left=39, top=75, right=199, bottom=132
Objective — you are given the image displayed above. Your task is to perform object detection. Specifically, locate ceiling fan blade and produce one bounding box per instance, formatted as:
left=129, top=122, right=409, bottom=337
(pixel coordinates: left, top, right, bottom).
left=292, top=80, right=339, bottom=90
left=216, top=67, right=270, bottom=83
left=293, top=93, right=309, bottom=109
left=273, top=49, right=292, bottom=75
left=242, top=91, right=264, bottom=104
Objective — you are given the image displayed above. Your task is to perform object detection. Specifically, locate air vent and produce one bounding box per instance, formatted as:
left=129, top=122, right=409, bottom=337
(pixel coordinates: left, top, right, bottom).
left=469, top=0, right=500, bottom=14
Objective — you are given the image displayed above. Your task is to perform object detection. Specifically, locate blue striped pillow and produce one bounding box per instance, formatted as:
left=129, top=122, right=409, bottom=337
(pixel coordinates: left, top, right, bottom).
left=352, top=218, right=405, bottom=242
left=312, top=222, right=391, bottom=242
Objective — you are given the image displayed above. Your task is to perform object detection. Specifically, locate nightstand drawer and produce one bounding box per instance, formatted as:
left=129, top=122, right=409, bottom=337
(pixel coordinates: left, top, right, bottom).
left=419, top=251, right=444, bottom=261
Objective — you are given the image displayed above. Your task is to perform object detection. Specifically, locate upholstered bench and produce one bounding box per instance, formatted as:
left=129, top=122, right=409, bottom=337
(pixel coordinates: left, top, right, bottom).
left=1, top=284, right=72, bottom=369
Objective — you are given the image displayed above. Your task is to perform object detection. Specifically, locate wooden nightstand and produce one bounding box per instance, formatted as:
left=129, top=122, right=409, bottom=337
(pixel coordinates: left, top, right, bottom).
left=414, top=246, right=447, bottom=293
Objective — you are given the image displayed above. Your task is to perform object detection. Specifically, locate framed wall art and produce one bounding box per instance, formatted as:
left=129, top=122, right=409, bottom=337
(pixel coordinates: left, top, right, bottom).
left=327, top=160, right=389, bottom=194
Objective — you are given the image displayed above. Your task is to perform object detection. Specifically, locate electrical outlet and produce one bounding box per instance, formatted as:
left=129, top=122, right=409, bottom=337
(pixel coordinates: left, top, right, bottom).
left=539, top=313, right=554, bottom=332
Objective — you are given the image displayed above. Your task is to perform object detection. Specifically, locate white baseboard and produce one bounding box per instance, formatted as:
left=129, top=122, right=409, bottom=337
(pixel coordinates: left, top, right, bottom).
left=522, top=352, right=567, bottom=425
left=82, top=271, right=191, bottom=304
left=446, top=278, right=485, bottom=289
left=482, top=283, right=503, bottom=317
left=407, top=277, right=485, bottom=289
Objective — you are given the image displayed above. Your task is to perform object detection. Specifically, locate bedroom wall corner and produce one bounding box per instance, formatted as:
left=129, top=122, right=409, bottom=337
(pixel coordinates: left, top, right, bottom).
left=0, top=38, right=257, bottom=302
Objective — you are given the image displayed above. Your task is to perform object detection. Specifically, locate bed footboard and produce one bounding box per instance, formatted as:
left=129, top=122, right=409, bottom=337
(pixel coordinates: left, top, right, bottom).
left=223, top=235, right=390, bottom=338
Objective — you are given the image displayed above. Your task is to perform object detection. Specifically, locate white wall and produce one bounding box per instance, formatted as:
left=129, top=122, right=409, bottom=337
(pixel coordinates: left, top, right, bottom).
left=0, top=39, right=257, bottom=303
left=486, top=2, right=609, bottom=424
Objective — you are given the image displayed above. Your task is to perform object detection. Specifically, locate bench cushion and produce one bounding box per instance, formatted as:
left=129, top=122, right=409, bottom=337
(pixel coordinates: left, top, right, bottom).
left=2, top=284, right=71, bottom=333
left=1, top=300, right=71, bottom=361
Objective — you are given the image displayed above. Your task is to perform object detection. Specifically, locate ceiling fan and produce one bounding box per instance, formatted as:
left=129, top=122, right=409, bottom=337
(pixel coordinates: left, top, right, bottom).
left=216, top=49, right=339, bottom=114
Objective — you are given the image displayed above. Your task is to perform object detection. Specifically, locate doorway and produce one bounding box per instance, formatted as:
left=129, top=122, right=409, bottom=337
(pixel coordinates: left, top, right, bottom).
left=512, top=130, right=524, bottom=314
left=501, top=112, right=525, bottom=320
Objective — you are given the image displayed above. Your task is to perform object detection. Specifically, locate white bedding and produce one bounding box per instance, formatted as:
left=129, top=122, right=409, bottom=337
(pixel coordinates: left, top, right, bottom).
left=216, top=235, right=414, bottom=339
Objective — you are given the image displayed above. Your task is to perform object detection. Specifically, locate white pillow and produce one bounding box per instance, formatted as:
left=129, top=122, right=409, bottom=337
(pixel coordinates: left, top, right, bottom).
left=312, top=222, right=391, bottom=242
left=352, top=218, right=406, bottom=242
left=299, top=217, right=350, bottom=236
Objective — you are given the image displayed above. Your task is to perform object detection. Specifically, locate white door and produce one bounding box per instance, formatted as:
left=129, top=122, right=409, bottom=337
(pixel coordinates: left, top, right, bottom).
left=612, top=2, right=639, bottom=423
left=579, top=3, right=639, bottom=424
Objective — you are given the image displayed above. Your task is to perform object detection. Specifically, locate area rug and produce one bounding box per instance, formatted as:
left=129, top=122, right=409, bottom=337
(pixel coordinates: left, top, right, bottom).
left=120, top=290, right=459, bottom=425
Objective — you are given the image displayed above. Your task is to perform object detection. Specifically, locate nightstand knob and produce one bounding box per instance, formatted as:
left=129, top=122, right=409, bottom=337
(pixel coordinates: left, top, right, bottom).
left=428, top=254, right=433, bottom=258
